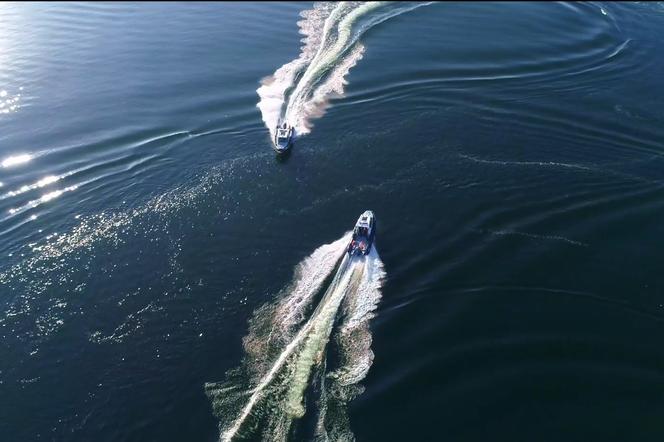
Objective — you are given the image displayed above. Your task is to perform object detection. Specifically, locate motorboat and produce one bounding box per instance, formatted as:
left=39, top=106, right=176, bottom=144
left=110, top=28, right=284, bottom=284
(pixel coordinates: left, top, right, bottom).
left=273, top=121, right=294, bottom=153
left=347, top=210, right=376, bottom=256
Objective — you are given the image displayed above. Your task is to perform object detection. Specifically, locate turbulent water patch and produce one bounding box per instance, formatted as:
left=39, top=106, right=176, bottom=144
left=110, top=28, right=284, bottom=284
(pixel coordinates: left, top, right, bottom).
left=205, top=233, right=386, bottom=441
left=257, top=1, right=430, bottom=137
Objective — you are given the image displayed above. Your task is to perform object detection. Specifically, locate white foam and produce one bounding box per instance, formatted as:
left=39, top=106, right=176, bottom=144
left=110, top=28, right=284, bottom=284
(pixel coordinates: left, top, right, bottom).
left=311, top=248, right=385, bottom=441
left=220, top=233, right=349, bottom=441
left=273, top=232, right=352, bottom=330
left=337, top=249, right=385, bottom=382
left=209, top=236, right=387, bottom=442
left=257, top=2, right=430, bottom=137
left=283, top=257, right=362, bottom=417
left=256, top=2, right=338, bottom=137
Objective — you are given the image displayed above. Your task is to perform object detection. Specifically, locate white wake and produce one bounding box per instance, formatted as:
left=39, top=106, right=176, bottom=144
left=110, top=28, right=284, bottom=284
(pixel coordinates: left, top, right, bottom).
left=205, top=233, right=386, bottom=441
left=257, top=1, right=430, bottom=138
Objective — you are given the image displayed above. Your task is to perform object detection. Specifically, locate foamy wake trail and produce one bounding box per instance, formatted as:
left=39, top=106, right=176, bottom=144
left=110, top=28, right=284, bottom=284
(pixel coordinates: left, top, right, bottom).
left=205, top=234, right=386, bottom=441
left=257, top=1, right=431, bottom=137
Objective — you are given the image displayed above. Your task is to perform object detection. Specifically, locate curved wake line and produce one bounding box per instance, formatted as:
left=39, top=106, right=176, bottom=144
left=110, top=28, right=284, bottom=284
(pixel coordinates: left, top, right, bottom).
left=206, top=233, right=385, bottom=442
left=458, top=153, right=593, bottom=171
left=257, top=2, right=431, bottom=137
left=481, top=228, right=589, bottom=247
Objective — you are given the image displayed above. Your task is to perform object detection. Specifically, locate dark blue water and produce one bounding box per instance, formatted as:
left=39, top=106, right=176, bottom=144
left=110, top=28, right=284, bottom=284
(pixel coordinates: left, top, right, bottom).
left=2, top=2, right=664, bottom=441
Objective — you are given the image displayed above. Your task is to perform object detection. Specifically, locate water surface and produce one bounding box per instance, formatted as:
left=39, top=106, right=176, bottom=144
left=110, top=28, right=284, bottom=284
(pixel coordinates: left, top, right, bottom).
left=2, top=2, right=664, bottom=441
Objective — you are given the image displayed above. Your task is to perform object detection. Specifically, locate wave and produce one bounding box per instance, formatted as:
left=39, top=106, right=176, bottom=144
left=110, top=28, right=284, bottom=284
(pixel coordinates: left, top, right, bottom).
left=257, top=2, right=430, bottom=137
left=205, top=232, right=386, bottom=441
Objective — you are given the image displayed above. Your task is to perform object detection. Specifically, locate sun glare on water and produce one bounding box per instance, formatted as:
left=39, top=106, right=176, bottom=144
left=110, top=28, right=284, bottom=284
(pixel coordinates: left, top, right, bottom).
left=1, top=153, right=32, bottom=168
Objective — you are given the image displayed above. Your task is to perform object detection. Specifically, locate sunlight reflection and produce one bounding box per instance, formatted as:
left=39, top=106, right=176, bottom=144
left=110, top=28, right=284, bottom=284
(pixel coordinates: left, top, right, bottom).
left=6, top=185, right=78, bottom=217
left=2, top=175, right=60, bottom=199
left=2, top=153, right=32, bottom=168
